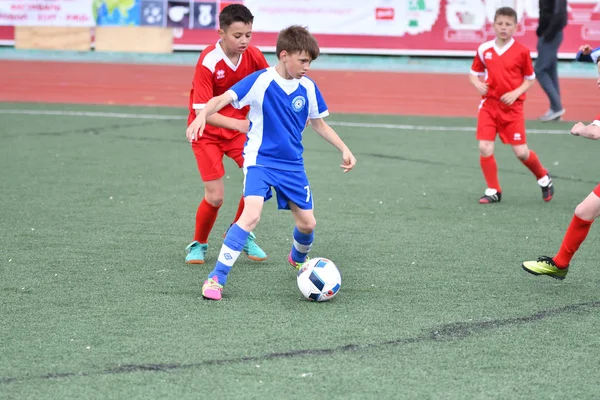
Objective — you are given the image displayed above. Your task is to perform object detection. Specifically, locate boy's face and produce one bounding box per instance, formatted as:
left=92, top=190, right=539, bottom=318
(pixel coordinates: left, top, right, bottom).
left=281, top=50, right=312, bottom=79
left=493, top=15, right=516, bottom=40
left=219, top=21, right=252, bottom=55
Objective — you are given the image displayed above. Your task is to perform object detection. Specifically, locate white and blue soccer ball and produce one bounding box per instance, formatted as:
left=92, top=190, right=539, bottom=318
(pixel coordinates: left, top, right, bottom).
left=297, top=257, right=341, bottom=302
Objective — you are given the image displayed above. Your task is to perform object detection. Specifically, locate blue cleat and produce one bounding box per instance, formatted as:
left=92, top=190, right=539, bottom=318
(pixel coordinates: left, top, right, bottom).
left=243, top=231, right=267, bottom=261
left=185, top=241, right=208, bottom=264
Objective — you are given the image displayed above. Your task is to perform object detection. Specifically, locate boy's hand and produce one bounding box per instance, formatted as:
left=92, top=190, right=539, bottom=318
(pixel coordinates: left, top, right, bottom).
left=570, top=122, right=586, bottom=136
left=579, top=44, right=592, bottom=55
left=186, top=112, right=206, bottom=142
left=474, top=81, right=488, bottom=96
left=340, top=149, right=356, bottom=173
left=236, top=119, right=251, bottom=134
left=500, top=90, right=520, bottom=106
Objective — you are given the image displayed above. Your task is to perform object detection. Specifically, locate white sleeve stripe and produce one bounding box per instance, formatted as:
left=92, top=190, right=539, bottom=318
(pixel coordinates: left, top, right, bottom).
left=470, top=69, right=485, bottom=76
left=201, top=48, right=221, bottom=73
left=525, top=73, right=536, bottom=80
left=592, top=120, right=600, bottom=127
left=227, top=89, right=238, bottom=102
left=311, top=110, right=329, bottom=119
left=193, top=103, right=206, bottom=109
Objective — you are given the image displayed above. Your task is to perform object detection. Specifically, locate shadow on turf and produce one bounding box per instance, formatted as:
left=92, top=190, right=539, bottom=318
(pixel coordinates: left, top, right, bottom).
left=2, top=300, right=599, bottom=384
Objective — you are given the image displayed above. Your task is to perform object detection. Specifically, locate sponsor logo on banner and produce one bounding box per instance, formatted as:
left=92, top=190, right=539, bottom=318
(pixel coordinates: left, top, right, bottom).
left=140, top=0, right=164, bottom=26
left=167, top=0, right=190, bottom=28
left=192, top=2, right=217, bottom=29
left=0, top=0, right=95, bottom=27
left=375, top=8, right=395, bottom=20
left=95, top=0, right=141, bottom=26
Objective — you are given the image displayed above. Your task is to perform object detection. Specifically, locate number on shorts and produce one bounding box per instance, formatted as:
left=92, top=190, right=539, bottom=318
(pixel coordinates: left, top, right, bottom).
left=304, top=185, right=311, bottom=202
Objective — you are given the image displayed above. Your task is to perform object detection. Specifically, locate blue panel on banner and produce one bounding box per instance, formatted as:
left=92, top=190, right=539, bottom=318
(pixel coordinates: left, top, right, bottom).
left=167, top=1, right=192, bottom=29
left=140, top=0, right=166, bottom=27
left=95, top=0, right=141, bottom=26
left=191, top=2, right=217, bottom=30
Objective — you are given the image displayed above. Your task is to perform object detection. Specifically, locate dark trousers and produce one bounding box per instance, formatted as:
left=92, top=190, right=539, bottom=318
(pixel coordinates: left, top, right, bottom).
left=535, top=31, right=564, bottom=112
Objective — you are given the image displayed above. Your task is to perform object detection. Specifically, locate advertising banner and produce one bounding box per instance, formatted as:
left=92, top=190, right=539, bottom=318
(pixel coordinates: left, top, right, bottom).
left=0, top=0, right=598, bottom=57
left=0, top=0, right=94, bottom=27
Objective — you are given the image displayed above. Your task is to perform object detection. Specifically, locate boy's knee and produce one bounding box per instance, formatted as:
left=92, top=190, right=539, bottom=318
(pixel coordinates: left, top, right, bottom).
left=515, top=151, right=529, bottom=161
left=297, top=218, right=316, bottom=233
left=204, top=192, right=224, bottom=207
left=238, top=211, right=260, bottom=231
left=574, top=202, right=599, bottom=221
left=478, top=143, right=494, bottom=157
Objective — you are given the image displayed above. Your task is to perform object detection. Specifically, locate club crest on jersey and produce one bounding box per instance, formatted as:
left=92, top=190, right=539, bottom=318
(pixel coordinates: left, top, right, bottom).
left=291, top=95, right=306, bottom=112
left=485, top=52, right=493, bottom=60
left=216, top=69, right=225, bottom=79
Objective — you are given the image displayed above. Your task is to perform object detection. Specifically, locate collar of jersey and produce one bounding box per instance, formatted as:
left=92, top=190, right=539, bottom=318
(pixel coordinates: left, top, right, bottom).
left=215, top=40, right=243, bottom=71
left=268, top=67, right=301, bottom=95
left=493, top=37, right=515, bottom=56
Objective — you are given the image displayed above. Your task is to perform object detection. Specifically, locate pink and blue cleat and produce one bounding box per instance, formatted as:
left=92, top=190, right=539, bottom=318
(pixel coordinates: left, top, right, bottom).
left=202, top=276, right=223, bottom=301
left=288, top=252, right=309, bottom=270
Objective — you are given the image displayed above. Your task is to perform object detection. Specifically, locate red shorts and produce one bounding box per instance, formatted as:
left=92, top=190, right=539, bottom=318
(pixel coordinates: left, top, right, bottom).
left=476, top=98, right=526, bottom=145
left=593, top=184, right=600, bottom=198
left=191, top=133, right=246, bottom=181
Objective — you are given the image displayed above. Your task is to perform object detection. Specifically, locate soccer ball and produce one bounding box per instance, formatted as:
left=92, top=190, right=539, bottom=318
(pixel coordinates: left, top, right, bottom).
left=297, top=257, right=341, bottom=302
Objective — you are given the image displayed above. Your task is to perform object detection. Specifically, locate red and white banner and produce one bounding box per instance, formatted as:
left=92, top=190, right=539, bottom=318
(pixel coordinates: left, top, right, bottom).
left=0, top=0, right=598, bottom=57
left=171, top=0, right=600, bottom=57
left=0, top=0, right=94, bottom=27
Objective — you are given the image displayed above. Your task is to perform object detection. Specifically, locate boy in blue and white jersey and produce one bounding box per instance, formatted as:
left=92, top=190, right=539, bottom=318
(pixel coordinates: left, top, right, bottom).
left=187, top=25, right=357, bottom=301
left=576, top=44, right=600, bottom=64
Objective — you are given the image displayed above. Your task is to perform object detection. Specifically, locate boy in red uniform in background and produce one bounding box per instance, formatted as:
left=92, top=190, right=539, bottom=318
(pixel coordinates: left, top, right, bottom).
left=186, top=4, right=269, bottom=264
left=522, top=58, right=600, bottom=279
left=469, top=7, right=554, bottom=204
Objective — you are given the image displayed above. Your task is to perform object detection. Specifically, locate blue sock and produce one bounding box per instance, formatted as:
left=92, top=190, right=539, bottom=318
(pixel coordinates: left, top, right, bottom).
left=291, top=226, right=314, bottom=263
left=208, top=224, right=249, bottom=286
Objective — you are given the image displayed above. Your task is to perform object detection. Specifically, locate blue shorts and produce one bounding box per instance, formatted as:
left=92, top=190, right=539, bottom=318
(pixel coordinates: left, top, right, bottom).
left=243, top=166, right=313, bottom=210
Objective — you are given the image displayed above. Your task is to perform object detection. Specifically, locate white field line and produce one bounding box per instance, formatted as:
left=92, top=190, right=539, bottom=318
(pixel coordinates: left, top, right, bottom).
left=0, top=109, right=569, bottom=135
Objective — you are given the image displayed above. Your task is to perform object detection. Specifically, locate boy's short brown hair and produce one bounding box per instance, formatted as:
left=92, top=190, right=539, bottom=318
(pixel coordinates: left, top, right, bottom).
left=275, top=25, right=320, bottom=60
left=494, top=6, right=518, bottom=23
left=219, top=4, right=254, bottom=30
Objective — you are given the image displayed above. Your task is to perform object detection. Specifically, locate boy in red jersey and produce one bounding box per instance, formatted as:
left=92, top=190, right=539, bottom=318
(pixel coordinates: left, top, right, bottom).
left=186, top=4, right=269, bottom=264
left=522, top=58, right=600, bottom=279
left=469, top=7, right=554, bottom=204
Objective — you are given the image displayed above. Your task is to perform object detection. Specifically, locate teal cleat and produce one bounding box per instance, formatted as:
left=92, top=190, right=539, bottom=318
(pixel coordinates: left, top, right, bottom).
left=185, top=241, right=208, bottom=264
left=243, top=231, right=267, bottom=261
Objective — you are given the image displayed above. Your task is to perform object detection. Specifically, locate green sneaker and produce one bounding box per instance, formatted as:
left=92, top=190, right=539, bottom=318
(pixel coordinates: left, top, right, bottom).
left=288, top=252, right=309, bottom=271
left=243, top=231, right=267, bottom=261
left=185, top=241, right=208, bottom=264
left=522, top=256, right=568, bottom=280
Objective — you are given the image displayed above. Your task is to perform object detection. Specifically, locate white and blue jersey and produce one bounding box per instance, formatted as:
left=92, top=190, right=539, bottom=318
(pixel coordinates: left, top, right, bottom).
left=575, top=47, right=600, bottom=64
left=227, top=67, right=329, bottom=171
left=227, top=67, right=329, bottom=210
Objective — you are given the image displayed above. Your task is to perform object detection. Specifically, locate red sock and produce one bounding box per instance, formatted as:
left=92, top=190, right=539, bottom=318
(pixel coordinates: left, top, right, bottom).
left=232, top=196, right=245, bottom=224
left=553, top=215, right=594, bottom=268
left=521, top=150, right=547, bottom=180
left=480, top=155, right=501, bottom=192
left=193, top=199, right=221, bottom=244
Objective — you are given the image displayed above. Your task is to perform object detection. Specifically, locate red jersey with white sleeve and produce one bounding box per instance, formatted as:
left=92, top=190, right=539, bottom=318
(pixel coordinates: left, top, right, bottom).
left=188, top=42, right=269, bottom=139
left=470, top=38, right=535, bottom=104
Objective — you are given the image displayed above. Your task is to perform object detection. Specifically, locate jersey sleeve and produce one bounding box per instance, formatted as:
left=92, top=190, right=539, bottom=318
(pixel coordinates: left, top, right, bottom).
left=191, top=58, right=214, bottom=110
left=309, top=82, right=329, bottom=119
left=522, top=49, right=536, bottom=80
left=253, top=47, right=270, bottom=70
left=593, top=114, right=600, bottom=127
left=227, top=70, right=264, bottom=109
left=470, top=53, right=486, bottom=76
